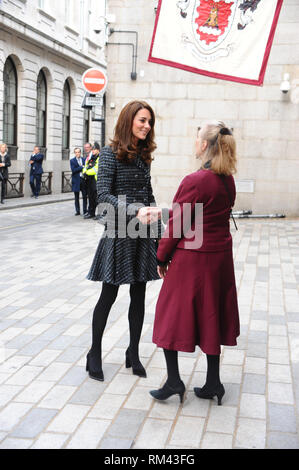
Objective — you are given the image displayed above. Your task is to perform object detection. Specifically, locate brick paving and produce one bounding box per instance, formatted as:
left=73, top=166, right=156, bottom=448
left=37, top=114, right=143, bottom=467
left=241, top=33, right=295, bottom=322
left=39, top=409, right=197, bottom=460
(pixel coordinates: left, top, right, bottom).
left=0, top=198, right=299, bottom=449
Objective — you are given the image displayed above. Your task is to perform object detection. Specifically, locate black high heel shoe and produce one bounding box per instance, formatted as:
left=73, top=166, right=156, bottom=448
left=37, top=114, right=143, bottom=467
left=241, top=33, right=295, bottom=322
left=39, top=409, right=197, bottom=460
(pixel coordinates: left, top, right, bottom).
left=150, top=381, right=186, bottom=403
left=125, top=348, right=147, bottom=378
left=86, top=352, right=104, bottom=381
left=193, top=383, right=225, bottom=406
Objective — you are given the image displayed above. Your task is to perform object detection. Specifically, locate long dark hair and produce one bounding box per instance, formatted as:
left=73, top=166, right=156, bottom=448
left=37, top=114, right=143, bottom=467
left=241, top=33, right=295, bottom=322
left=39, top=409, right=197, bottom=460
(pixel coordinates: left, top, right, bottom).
left=110, top=100, right=157, bottom=165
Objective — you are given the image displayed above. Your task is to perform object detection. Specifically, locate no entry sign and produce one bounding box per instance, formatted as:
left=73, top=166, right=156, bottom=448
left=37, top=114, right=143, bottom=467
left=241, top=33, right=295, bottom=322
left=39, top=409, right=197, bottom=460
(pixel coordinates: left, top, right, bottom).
left=82, top=68, right=107, bottom=95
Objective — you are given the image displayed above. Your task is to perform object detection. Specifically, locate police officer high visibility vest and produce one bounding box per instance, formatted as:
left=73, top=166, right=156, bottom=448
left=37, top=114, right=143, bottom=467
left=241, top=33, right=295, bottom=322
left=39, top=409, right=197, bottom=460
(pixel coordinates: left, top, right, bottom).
left=83, top=154, right=99, bottom=180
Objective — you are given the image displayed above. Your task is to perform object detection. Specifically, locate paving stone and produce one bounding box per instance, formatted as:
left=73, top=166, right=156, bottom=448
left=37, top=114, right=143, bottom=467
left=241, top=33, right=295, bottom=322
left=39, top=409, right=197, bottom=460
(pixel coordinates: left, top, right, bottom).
left=38, top=385, right=76, bottom=409
left=248, top=331, right=268, bottom=343
left=58, top=366, right=86, bottom=386
left=267, top=432, right=299, bottom=449
left=55, top=347, right=86, bottom=364
left=107, top=409, right=146, bottom=440
left=0, top=438, right=33, bottom=449
left=235, top=418, right=266, bottom=449
left=14, top=380, right=54, bottom=404
left=240, top=393, right=266, bottom=419
left=243, top=374, right=266, bottom=395
left=10, top=408, right=57, bottom=438
left=18, top=337, right=50, bottom=356
left=201, top=433, right=233, bottom=449
left=5, top=335, right=36, bottom=350
left=69, top=380, right=107, bottom=405
left=169, top=416, right=205, bottom=448
left=47, top=404, right=90, bottom=433
left=268, top=364, right=292, bottom=383
left=99, top=437, right=133, bottom=449
left=5, top=365, right=43, bottom=386
left=37, top=362, right=72, bottom=382
left=268, top=403, right=297, bottom=433
left=88, top=393, right=125, bottom=420
left=124, top=386, right=154, bottom=411
left=244, top=357, right=266, bottom=375
left=133, top=418, right=173, bottom=449
left=207, top=405, right=237, bottom=434
left=0, top=403, right=33, bottom=431
left=66, top=418, right=110, bottom=449
left=31, top=432, right=69, bottom=449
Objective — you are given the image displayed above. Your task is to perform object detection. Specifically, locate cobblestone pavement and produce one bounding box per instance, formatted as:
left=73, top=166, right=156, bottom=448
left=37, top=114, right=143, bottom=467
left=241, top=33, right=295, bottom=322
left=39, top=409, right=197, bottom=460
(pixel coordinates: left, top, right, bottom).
left=0, top=200, right=299, bottom=449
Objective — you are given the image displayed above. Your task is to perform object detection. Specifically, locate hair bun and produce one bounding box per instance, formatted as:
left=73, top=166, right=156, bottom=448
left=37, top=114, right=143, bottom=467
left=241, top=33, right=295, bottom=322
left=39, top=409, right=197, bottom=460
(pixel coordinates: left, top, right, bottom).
left=219, top=127, right=232, bottom=136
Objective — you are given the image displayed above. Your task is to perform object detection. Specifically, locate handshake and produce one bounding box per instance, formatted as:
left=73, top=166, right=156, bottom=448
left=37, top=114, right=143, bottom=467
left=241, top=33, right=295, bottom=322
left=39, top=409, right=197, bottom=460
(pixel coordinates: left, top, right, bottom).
left=136, top=206, right=162, bottom=225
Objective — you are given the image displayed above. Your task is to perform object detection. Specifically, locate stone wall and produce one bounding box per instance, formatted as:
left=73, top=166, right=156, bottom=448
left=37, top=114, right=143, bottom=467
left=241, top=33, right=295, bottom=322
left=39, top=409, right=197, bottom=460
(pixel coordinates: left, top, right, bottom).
left=105, top=0, right=299, bottom=216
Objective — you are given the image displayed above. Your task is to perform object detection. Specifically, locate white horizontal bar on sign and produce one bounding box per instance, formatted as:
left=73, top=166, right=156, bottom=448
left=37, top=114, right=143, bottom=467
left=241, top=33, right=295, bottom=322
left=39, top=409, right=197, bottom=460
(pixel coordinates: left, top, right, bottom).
left=84, top=78, right=105, bottom=84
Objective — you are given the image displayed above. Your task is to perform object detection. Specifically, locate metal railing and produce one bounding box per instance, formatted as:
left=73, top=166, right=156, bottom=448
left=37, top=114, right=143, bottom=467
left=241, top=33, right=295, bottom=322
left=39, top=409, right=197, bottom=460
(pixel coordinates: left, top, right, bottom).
left=39, top=172, right=53, bottom=195
left=61, top=171, right=72, bottom=193
left=5, top=172, right=24, bottom=198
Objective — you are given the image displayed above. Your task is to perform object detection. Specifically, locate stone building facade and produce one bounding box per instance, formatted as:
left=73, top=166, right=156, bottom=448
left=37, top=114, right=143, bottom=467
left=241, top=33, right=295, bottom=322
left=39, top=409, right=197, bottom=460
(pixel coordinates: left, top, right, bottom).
left=0, top=0, right=106, bottom=196
left=105, top=0, right=299, bottom=216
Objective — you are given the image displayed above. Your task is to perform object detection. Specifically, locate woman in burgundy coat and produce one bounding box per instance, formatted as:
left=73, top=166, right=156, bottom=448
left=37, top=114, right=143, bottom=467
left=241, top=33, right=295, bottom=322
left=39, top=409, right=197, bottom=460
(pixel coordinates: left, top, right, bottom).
left=150, top=121, right=240, bottom=405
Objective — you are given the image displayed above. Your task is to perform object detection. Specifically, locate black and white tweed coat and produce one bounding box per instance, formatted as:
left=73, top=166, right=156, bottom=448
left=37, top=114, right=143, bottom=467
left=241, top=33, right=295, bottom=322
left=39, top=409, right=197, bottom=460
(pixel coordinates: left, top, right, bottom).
left=87, top=145, right=160, bottom=285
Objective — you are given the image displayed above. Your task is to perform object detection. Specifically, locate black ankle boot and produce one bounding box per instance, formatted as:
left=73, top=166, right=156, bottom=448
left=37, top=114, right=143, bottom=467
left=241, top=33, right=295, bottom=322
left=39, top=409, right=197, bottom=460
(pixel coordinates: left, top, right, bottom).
left=86, top=352, right=104, bottom=381
left=125, top=348, right=146, bottom=378
left=194, top=383, right=225, bottom=406
left=150, top=380, right=185, bottom=403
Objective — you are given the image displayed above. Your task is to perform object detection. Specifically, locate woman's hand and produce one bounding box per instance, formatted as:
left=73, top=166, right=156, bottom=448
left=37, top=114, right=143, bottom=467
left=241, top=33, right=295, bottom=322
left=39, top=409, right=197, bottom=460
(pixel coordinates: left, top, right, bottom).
left=137, top=207, right=161, bottom=225
left=157, top=264, right=169, bottom=279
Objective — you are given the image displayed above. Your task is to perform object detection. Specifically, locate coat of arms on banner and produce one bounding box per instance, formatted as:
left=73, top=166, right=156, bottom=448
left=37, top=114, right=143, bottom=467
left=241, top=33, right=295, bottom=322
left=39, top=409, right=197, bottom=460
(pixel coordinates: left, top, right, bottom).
left=149, top=0, right=283, bottom=85
left=178, top=0, right=260, bottom=61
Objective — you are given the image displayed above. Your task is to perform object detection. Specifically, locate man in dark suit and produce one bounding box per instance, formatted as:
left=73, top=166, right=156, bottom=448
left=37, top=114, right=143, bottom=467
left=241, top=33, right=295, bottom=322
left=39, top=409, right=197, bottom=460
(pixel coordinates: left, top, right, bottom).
left=0, top=143, right=11, bottom=204
left=70, top=147, right=87, bottom=216
left=29, top=146, right=44, bottom=199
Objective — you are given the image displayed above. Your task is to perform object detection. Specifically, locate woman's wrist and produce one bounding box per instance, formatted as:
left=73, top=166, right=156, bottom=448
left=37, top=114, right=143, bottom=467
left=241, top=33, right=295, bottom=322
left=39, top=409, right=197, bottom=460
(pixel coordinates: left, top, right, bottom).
left=157, top=257, right=168, bottom=267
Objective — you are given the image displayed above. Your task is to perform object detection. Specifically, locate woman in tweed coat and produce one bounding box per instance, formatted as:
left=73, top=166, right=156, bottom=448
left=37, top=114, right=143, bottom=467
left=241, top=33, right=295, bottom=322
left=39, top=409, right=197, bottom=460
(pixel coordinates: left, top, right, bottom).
left=86, top=101, right=161, bottom=382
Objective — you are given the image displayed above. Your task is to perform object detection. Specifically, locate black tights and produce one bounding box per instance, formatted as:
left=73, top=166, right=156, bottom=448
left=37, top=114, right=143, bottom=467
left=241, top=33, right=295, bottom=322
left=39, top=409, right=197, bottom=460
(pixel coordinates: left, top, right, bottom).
left=90, top=282, right=146, bottom=361
left=163, top=349, right=221, bottom=388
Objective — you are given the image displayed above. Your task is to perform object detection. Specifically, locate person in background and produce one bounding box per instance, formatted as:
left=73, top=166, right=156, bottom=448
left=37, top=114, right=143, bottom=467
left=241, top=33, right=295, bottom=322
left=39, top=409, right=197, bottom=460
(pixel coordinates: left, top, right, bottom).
left=83, top=142, right=100, bottom=219
left=29, top=146, right=44, bottom=199
left=84, top=142, right=92, bottom=161
left=0, top=143, right=11, bottom=204
left=150, top=120, right=240, bottom=406
left=70, top=147, right=88, bottom=216
left=83, top=142, right=92, bottom=217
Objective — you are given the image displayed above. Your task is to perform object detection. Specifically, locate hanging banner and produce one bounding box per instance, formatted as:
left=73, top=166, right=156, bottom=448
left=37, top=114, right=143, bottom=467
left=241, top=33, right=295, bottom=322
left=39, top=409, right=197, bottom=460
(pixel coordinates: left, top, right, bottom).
left=148, top=0, right=284, bottom=86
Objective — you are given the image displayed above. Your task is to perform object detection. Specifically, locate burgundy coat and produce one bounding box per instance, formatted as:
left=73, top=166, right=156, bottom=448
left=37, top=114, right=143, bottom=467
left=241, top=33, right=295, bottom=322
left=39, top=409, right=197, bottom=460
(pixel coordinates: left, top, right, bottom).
left=153, top=168, right=239, bottom=354
left=157, top=168, right=236, bottom=263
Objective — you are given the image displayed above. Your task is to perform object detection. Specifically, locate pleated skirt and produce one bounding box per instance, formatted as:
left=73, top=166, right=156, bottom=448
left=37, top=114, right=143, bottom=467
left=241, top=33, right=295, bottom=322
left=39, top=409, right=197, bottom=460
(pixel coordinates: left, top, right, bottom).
left=87, top=231, right=160, bottom=285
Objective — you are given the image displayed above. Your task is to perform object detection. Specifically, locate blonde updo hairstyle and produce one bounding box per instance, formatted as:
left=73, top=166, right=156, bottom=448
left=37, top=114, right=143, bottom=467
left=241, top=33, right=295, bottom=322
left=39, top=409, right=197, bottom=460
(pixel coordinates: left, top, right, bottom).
left=200, top=120, right=237, bottom=176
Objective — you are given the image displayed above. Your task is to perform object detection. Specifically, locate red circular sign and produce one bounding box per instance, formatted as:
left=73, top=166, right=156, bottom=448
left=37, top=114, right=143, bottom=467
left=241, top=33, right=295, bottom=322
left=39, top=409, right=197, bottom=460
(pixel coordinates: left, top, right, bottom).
left=82, top=68, right=107, bottom=94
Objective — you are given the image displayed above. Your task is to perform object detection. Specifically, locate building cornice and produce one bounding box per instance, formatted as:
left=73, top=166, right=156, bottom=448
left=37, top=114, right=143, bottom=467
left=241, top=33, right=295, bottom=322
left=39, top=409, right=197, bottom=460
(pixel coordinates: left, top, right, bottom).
left=0, top=9, right=106, bottom=70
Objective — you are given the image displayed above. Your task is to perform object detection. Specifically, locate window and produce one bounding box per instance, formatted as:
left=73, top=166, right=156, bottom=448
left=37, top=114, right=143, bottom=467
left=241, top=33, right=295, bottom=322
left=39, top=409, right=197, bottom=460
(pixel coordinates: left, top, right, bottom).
left=83, top=109, right=90, bottom=146
left=62, top=80, right=71, bottom=160
left=36, top=70, right=47, bottom=155
left=3, top=57, right=18, bottom=159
